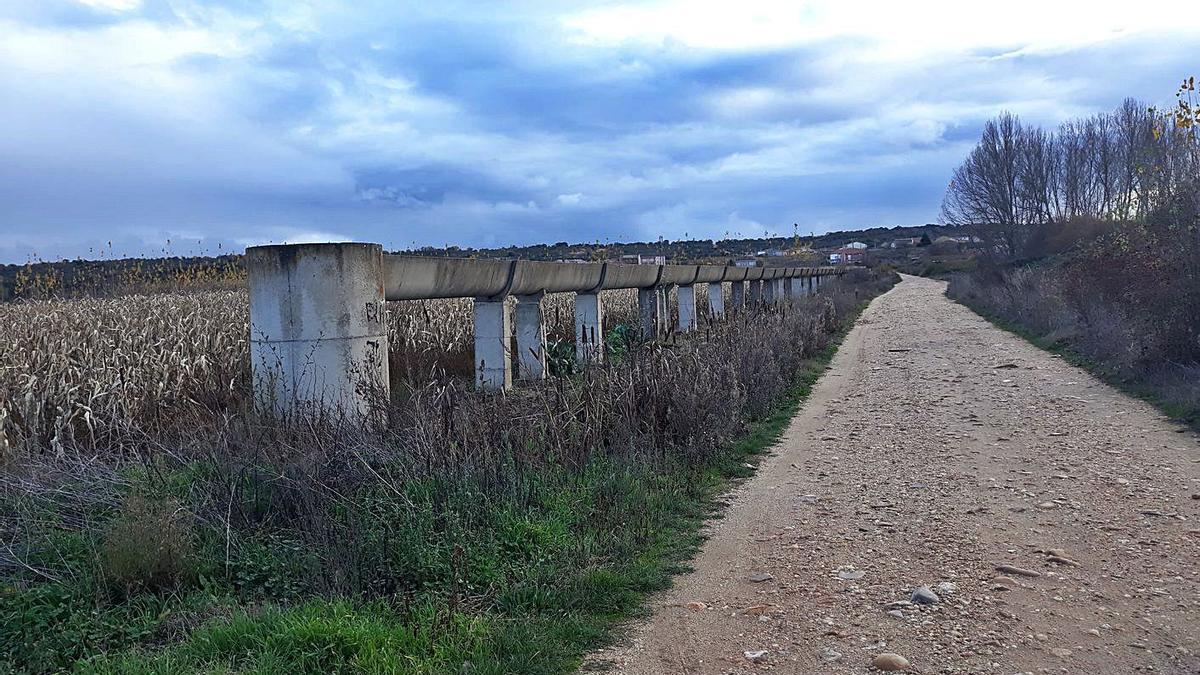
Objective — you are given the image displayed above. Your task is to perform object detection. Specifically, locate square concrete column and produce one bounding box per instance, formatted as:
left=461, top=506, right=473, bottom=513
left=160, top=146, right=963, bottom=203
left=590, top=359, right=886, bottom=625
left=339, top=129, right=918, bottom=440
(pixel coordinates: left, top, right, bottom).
left=806, top=276, right=815, bottom=295
left=638, top=287, right=661, bottom=339
left=575, top=292, right=604, bottom=364
left=762, top=278, right=776, bottom=304
left=657, top=288, right=669, bottom=333
left=474, top=298, right=512, bottom=390
left=707, top=282, right=725, bottom=320
left=678, top=284, right=697, bottom=332
left=514, top=293, right=546, bottom=381
left=773, top=278, right=785, bottom=303
left=747, top=279, right=763, bottom=306
left=730, top=281, right=745, bottom=310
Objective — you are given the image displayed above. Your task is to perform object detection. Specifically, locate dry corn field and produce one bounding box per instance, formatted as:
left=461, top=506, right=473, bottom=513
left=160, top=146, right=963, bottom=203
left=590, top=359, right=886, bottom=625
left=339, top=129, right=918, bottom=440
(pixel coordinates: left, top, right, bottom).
left=0, top=289, right=639, bottom=456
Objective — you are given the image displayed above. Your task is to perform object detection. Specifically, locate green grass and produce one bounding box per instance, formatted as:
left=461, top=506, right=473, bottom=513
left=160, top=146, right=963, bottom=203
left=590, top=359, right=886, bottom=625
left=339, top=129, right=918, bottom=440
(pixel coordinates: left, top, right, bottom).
left=1, top=305, right=870, bottom=675
left=951, top=298, right=1200, bottom=432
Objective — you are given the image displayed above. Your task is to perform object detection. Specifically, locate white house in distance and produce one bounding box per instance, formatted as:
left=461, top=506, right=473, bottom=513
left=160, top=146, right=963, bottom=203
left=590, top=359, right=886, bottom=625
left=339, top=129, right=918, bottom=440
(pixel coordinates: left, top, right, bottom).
left=619, top=254, right=668, bottom=265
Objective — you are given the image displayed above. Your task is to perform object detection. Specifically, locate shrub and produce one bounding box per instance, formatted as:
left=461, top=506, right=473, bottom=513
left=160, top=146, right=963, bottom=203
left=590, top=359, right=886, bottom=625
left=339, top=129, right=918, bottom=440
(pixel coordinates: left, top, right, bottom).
left=100, top=495, right=194, bottom=596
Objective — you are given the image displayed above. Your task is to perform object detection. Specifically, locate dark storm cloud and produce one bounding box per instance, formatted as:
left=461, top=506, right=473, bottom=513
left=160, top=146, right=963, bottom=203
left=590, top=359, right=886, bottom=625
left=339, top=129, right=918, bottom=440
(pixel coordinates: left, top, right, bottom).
left=0, top=1, right=1195, bottom=262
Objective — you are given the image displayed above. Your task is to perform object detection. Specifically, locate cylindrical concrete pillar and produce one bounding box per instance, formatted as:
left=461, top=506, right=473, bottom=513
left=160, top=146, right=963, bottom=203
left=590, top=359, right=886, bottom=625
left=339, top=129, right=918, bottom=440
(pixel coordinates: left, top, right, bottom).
left=708, top=282, right=725, bottom=320
left=514, top=293, right=545, bottom=381
left=678, top=284, right=697, bottom=332
left=247, top=243, right=389, bottom=418
left=474, top=298, right=512, bottom=390
left=637, top=287, right=660, bottom=339
left=575, top=292, right=604, bottom=364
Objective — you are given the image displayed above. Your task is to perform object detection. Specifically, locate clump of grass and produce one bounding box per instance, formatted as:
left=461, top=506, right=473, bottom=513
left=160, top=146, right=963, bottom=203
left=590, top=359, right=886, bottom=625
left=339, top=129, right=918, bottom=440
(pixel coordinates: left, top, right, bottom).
left=100, top=495, right=194, bottom=597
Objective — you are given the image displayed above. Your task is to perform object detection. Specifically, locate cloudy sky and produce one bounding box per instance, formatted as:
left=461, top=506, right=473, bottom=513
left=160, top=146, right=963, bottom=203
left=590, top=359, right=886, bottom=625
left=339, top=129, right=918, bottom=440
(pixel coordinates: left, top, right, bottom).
left=1, top=1, right=1196, bottom=262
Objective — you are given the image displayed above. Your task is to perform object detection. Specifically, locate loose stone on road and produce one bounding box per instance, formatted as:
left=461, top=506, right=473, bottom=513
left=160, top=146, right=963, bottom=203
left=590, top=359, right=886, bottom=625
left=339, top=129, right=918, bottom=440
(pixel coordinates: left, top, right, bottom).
left=589, top=275, right=1200, bottom=674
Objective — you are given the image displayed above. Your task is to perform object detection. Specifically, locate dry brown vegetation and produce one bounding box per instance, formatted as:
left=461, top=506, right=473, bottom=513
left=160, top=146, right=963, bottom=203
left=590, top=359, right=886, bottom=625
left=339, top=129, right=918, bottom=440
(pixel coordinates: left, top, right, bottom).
left=0, top=288, right=643, bottom=456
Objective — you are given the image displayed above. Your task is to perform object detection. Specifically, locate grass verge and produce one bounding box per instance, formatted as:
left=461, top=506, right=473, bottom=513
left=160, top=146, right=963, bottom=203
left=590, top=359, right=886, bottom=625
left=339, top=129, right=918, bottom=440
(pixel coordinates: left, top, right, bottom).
left=2, top=296, right=876, bottom=675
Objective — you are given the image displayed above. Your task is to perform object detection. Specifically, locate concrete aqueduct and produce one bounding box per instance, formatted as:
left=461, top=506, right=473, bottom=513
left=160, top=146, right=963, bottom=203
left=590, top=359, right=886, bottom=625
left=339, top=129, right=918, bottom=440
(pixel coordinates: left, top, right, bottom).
left=245, top=242, right=843, bottom=416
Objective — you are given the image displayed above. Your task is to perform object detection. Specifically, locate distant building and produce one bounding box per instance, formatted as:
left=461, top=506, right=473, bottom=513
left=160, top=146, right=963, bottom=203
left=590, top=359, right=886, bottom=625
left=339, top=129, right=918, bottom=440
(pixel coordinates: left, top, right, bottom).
left=618, top=254, right=667, bottom=265
left=556, top=258, right=589, bottom=264
left=732, top=256, right=760, bottom=268
left=830, top=247, right=866, bottom=264
left=888, top=237, right=922, bottom=248
left=845, top=241, right=868, bottom=250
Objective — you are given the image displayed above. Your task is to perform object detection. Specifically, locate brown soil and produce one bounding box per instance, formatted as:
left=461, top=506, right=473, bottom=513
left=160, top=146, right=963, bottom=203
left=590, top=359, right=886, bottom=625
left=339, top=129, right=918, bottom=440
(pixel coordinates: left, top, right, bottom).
left=589, top=275, right=1200, bottom=674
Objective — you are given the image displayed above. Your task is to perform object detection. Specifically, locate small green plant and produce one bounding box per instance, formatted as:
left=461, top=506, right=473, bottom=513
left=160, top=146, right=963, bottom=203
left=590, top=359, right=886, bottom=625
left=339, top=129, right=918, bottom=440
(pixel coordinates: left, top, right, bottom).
left=545, top=338, right=577, bottom=377
left=226, top=534, right=313, bottom=601
left=100, top=495, right=194, bottom=597
left=605, top=323, right=634, bottom=362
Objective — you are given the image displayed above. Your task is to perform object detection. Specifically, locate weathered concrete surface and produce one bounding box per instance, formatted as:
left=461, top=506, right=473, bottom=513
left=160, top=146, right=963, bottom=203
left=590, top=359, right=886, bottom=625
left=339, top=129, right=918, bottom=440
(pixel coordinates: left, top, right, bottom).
left=731, top=281, right=745, bottom=310
left=708, top=282, right=725, bottom=320
left=514, top=294, right=545, bottom=381
left=247, top=243, right=388, bottom=417
left=592, top=275, right=1200, bottom=675
left=384, top=255, right=840, bottom=300
left=638, top=288, right=660, bottom=339
left=575, top=292, right=603, bottom=363
left=678, top=284, right=698, bottom=332
left=747, top=279, right=763, bottom=306
left=473, top=298, right=511, bottom=390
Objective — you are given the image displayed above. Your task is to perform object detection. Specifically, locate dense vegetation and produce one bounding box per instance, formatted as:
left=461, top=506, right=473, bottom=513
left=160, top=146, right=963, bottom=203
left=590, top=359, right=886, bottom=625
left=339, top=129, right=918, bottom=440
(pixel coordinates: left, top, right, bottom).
left=942, top=79, right=1199, bottom=427
left=1, top=269, right=897, bottom=672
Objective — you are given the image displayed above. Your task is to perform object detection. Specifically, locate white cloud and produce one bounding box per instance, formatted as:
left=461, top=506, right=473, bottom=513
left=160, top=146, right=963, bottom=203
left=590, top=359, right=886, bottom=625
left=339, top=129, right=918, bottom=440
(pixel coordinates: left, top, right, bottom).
left=77, top=0, right=141, bottom=12
left=563, top=0, right=1195, bottom=57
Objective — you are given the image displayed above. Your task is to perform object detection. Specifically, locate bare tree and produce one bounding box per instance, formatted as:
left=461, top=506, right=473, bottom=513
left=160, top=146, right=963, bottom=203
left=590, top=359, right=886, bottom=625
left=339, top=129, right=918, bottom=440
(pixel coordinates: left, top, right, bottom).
left=941, top=113, right=1025, bottom=259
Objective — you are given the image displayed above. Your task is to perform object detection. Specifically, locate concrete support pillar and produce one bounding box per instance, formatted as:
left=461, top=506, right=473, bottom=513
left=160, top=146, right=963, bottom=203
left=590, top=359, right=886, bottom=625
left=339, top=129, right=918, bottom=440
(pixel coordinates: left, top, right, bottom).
left=813, top=275, right=822, bottom=292
left=772, top=278, right=785, bottom=303
left=806, top=276, right=815, bottom=295
left=575, top=292, right=604, bottom=364
left=730, top=281, right=745, bottom=310
left=638, top=287, right=662, bottom=339
left=514, top=293, right=546, bottom=381
left=656, top=288, right=668, bottom=334
left=707, top=282, right=725, bottom=320
left=247, top=243, right=389, bottom=418
left=474, top=298, right=512, bottom=390
left=762, top=278, right=777, bottom=304
left=678, top=284, right=698, bottom=332
left=747, top=279, right=763, bottom=306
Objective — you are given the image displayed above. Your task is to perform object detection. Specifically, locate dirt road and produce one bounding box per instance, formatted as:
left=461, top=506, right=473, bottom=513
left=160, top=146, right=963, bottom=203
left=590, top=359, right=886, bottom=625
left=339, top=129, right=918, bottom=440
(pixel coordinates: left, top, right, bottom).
left=591, top=275, right=1200, bottom=674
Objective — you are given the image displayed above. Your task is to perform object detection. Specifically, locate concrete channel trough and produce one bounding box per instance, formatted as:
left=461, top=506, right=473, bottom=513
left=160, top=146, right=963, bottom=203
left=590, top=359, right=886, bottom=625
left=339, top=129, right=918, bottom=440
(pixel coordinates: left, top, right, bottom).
left=246, top=242, right=844, bottom=416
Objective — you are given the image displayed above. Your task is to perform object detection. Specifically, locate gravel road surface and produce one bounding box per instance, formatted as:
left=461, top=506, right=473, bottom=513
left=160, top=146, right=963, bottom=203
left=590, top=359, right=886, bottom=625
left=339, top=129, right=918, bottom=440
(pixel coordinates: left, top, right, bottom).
left=590, top=274, right=1199, bottom=674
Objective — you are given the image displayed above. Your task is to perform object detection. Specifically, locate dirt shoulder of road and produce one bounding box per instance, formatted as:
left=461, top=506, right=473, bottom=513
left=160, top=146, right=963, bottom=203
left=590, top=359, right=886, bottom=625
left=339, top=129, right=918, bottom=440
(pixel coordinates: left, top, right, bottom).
left=588, top=274, right=1200, bottom=675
